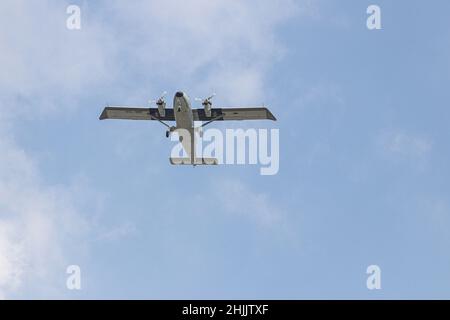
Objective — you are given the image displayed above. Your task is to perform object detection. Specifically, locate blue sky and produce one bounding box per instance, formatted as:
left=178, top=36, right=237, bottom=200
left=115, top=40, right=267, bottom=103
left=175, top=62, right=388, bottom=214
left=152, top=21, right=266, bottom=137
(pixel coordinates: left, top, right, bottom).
left=1, top=0, right=450, bottom=299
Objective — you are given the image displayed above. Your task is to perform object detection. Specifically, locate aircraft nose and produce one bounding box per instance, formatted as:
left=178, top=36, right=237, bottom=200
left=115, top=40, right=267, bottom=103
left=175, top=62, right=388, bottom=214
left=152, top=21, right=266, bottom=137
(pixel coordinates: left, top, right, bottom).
left=175, top=91, right=184, bottom=98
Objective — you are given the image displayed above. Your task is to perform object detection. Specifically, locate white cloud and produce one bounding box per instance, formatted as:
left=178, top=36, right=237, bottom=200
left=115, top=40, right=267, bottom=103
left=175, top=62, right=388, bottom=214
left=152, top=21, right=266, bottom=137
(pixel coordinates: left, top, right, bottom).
left=0, top=222, right=24, bottom=299
left=0, top=0, right=305, bottom=297
left=0, top=133, right=137, bottom=298
left=0, top=1, right=118, bottom=118
left=0, top=134, right=89, bottom=298
left=104, top=0, right=300, bottom=104
left=377, top=130, right=433, bottom=158
left=213, top=178, right=284, bottom=227
left=0, top=0, right=303, bottom=112
left=0, top=0, right=304, bottom=112
left=96, top=222, right=137, bottom=242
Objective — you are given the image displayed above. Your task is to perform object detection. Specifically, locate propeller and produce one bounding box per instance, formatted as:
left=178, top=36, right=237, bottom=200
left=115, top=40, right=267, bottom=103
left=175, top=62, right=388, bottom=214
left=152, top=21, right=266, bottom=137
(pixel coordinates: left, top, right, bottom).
left=195, top=93, right=216, bottom=106
left=195, top=93, right=216, bottom=117
left=149, top=91, right=167, bottom=117
left=149, top=91, right=167, bottom=107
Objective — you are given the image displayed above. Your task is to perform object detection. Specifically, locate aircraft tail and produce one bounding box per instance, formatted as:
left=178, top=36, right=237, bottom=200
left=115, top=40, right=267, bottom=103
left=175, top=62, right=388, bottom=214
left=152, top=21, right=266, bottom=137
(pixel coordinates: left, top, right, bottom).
left=172, top=127, right=218, bottom=165
left=169, top=158, right=218, bottom=165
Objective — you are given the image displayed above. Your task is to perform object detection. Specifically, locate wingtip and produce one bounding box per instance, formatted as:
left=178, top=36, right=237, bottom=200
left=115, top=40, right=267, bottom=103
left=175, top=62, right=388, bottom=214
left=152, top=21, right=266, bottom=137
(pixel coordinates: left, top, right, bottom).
left=99, top=107, right=108, bottom=120
left=265, top=108, right=277, bottom=121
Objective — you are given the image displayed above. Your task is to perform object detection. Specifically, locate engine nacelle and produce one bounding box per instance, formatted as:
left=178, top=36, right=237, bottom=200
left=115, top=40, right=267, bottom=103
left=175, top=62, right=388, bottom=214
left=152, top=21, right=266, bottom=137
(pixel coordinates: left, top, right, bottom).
left=195, top=93, right=215, bottom=118
left=203, top=101, right=212, bottom=117
left=157, top=101, right=166, bottom=117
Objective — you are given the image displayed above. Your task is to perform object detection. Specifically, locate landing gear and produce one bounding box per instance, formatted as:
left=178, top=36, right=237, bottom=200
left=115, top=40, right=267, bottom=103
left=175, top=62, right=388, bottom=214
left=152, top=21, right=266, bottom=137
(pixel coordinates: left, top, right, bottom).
left=165, top=126, right=176, bottom=138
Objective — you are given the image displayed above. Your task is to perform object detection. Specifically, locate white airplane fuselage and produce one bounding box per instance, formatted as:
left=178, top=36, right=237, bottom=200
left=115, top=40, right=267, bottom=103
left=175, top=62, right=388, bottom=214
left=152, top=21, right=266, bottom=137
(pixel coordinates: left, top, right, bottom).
left=173, top=91, right=196, bottom=161
left=173, top=91, right=194, bottom=130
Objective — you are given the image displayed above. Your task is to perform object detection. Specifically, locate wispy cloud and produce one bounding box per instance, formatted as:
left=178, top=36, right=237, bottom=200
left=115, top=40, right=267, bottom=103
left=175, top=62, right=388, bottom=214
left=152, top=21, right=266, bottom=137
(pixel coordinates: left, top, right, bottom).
left=0, top=1, right=117, bottom=117
left=213, top=178, right=284, bottom=227
left=96, top=222, right=137, bottom=242
left=377, top=129, right=433, bottom=158
left=0, top=0, right=306, bottom=297
left=0, top=222, right=24, bottom=299
left=0, top=134, right=91, bottom=298
left=0, top=133, right=138, bottom=298
left=105, top=0, right=301, bottom=104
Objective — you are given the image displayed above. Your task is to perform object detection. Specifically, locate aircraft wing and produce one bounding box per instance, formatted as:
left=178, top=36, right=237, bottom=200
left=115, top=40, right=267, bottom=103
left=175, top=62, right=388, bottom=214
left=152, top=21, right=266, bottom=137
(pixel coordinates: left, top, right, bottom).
left=192, top=107, right=276, bottom=121
left=99, top=106, right=175, bottom=121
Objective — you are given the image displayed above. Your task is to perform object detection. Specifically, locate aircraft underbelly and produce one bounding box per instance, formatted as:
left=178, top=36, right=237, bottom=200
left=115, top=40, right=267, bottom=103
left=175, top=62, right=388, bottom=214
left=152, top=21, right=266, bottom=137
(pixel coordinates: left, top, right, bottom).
left=173, top=93, right=195, bottom=159
left=175, top=111, right=193, bottom=129
left=174, top=96, right=193, bottom=129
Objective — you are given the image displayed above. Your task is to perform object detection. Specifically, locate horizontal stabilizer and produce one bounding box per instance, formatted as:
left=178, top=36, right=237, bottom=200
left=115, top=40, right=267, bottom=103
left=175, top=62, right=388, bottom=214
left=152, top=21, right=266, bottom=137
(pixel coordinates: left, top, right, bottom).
left=169, top=158, right=218, bottom=165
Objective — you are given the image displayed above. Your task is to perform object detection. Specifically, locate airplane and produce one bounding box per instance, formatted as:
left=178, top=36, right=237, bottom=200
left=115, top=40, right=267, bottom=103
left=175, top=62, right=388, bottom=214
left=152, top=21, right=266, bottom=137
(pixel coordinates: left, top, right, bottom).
left=99, top=91, right=276, bottom=165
